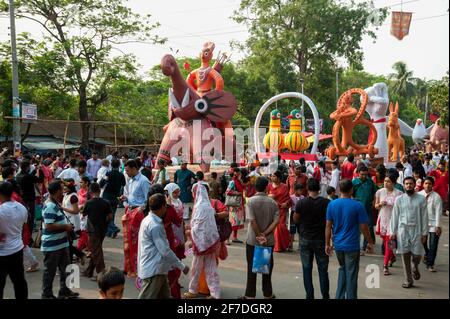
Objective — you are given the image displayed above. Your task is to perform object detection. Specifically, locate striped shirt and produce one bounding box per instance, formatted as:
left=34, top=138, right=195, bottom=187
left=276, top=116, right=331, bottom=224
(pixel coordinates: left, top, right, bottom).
left=41, top=200, right=69, bottom=252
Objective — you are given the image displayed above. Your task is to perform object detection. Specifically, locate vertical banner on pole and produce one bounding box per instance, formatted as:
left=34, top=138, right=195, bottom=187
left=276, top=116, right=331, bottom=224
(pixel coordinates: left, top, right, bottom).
left=391, top=11, right=413, bottom=40
left=12, top=97, right=21, bottom=157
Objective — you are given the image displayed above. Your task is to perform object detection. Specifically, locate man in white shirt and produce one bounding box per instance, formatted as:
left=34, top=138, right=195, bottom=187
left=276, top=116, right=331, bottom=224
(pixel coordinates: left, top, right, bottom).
left=419, top=177, right=443, bottom=272
left=390, top=177, right=428, bottom=288
left=57, top=158, right=80, bottom=185
left=401, top=155, right=413, bottom=178
left=432, top=152, right=441, bottom=167
left=0, top=181, right=29, bottom=299
left=137, top=194, right=189, bottom=299
left=96, top=159, right=110, bottom=193
left=329, top=160, right=341, bottom=195
left=423, top=154, right=434, bottom=176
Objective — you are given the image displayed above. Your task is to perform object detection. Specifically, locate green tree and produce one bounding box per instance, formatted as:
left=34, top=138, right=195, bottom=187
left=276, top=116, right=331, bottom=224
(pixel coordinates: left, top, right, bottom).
left=389, top=61, right=414, bottom=100
left=232, top=0, right=387, bottom=89
left=0, top=0, right=165, bottom=147
left=429, top=73, right=449, bottom=127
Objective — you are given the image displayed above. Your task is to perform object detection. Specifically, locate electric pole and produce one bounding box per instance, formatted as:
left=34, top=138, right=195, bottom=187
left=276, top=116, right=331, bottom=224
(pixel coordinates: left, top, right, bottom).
left=9, top=0, right=21, bottom=157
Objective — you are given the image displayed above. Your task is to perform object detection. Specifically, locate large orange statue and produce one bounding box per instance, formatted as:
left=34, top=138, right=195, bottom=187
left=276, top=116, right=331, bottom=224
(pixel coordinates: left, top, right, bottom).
left=387, top=102, right=405, bottom=162
left=157, top=42, right=237, bottom=170
left=325, top=88, right=378, bottom=159
left=186, top=42, right=234, bottom=150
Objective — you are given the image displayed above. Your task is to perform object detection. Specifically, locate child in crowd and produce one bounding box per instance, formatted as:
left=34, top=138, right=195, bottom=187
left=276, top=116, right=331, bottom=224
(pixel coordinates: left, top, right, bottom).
left=98, top=267, right=125, bottom=299
left=288, top=184, right=305, bottom=252
left=326, top=186, right=338, bottom=201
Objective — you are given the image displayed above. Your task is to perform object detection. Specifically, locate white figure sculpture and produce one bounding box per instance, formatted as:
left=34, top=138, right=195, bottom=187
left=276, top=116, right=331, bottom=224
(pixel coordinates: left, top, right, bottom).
left=365, top=83, right=389, bottom=161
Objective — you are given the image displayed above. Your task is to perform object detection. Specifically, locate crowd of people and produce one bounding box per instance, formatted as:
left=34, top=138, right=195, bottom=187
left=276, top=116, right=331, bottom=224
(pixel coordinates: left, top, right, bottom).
left=0, top=145, right=448, bottom=299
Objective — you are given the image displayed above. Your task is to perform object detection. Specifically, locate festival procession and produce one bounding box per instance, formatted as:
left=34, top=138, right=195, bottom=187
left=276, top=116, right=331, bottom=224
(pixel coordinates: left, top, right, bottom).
left=0, top=0, right=448, bottom=301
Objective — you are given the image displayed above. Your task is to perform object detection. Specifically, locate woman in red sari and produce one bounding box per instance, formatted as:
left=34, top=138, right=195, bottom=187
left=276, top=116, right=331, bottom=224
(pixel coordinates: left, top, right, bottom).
left=268, top=171, right=292, bottom=253
left=122, top=207, right=144, bottom=277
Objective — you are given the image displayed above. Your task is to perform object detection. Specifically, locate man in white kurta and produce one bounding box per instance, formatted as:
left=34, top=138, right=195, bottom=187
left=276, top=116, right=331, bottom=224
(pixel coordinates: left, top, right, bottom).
left=390, top=177, right=428, bottom=288
left=419, top=177, right=443, bottom=272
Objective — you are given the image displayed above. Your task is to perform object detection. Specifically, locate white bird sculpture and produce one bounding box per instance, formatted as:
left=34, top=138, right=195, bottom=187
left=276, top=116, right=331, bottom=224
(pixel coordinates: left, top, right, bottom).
left=397, top=118, right=434, bottom=145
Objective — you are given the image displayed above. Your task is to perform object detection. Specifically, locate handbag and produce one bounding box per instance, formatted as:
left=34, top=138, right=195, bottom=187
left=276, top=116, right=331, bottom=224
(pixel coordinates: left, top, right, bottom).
left=252, top=245, right=272, bottom=274
left=225, top=194, right=242, bottom=207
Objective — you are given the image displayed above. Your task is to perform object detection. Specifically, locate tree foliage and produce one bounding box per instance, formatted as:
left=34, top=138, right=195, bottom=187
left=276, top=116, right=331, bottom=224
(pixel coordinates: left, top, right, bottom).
left=0, top=0, right=164, bottom=146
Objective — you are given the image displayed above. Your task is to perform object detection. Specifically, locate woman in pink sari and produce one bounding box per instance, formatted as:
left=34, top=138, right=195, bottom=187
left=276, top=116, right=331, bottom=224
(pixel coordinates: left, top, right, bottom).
left=268, top=171, right=292, bottom=253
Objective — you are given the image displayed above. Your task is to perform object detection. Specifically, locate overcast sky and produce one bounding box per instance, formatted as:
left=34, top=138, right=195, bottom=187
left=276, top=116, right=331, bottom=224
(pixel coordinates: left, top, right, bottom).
left=0, top=0, right=448, bottom=80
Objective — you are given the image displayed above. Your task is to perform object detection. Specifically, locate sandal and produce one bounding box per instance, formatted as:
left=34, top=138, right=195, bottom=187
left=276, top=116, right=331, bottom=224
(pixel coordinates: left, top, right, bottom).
left=383, top=267, right=390, bottom=276
left=232, top=239, right=243, bottom=243
left=412, top=267, right=421, bottom=280
left=237, top=295, right=254, bottom=299
left=402, top=282, right=413, bottom=289
left=389, top=257, right=396, bottom=267
left=183, top=292, right=198, bottom=299
left=26, top=263, right=39, bottom=273
left=264, top=294, right=276, bottom=299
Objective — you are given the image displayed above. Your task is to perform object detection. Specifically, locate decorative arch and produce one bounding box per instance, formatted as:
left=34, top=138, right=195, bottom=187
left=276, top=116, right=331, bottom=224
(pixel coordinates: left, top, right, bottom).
left=254, top=92, right=320, bottom=154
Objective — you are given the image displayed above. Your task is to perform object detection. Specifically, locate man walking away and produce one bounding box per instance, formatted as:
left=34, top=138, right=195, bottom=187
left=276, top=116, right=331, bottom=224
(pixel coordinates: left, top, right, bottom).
left=325, top=179, right=374, bottom=299
left=100, top=159, right=126, bottom=238
left=82, top=183, right=113, bottom=281
left=0, top=182, right=28, bottom=299
left=294, top=178, right=330, bottom=299
left=240, top=176, right=279, bottom=299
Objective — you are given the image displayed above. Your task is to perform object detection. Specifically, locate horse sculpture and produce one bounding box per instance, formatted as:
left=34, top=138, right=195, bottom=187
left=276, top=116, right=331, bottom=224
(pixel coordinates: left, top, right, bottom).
left=387, top=102, right=405, bottom=162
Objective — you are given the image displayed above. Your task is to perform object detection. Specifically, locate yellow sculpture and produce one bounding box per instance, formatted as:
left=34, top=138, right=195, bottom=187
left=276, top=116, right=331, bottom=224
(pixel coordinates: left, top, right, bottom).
left=284, top=109, right=309, bottom=152
left=263, top=109, right=284, bottom=152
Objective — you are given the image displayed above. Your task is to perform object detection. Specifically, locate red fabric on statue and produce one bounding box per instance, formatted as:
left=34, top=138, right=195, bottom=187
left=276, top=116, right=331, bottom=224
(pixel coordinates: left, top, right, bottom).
left=122, top=207, right=144, bottom=277
left=268, top=183, right=291, bottom=252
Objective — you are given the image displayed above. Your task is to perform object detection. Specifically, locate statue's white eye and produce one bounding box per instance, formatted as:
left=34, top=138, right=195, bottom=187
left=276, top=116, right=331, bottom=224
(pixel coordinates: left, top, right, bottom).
left=277, top=112, right=281, bottom=118
left=295, top=113, right=301, bottom=119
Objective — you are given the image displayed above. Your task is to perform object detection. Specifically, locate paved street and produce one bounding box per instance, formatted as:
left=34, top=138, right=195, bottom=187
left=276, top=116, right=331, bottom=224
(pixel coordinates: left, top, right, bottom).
left=4, top=208, right=449, bottom=299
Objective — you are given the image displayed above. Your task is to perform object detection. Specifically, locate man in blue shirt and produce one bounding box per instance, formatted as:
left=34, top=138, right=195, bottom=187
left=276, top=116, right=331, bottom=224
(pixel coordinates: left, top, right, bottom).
left=41, top=181, right=79, bottom=299
left=137, top=193, right=189, bottom=299
left=120, top=160, right=151, bottom=210
left=325, top=179, right=373, bottom=299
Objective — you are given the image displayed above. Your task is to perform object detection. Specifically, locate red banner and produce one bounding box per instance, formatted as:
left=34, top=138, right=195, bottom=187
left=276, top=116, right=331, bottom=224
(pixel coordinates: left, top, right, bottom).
left=391, top=11, right=413, bottom=40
